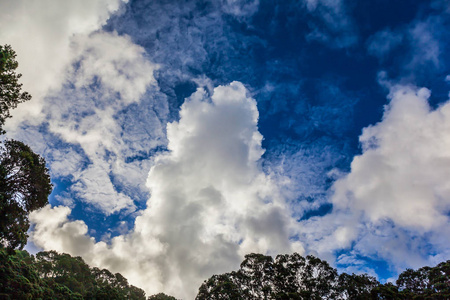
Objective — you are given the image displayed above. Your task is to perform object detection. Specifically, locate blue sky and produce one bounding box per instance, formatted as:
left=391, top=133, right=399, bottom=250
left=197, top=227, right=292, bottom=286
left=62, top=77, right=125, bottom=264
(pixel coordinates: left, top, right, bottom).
left=1, top=0, right=450, bottom=298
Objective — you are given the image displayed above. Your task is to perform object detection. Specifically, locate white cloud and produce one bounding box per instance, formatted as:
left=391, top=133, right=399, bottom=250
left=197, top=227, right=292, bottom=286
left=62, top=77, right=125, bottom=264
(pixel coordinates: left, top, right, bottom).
left=0, top=2, right=161, bottom=214
left=1, top=1, right=164, bottom=214
left=71, top=163, right=136, bottom=214
left=30, top=82, right=303, bottom=299
left=38, top=31, right=160, bottom=214
left=297, top=83, right=450, bottom=275
left=2, top=3, right=165, bottom=214
left=333, top=85, right=450, bottom=230
left=69, top=31, right=157, bottom=105
left=47, top=31, right=159, bottom=158
left=0, top=0, right=126, bottom=131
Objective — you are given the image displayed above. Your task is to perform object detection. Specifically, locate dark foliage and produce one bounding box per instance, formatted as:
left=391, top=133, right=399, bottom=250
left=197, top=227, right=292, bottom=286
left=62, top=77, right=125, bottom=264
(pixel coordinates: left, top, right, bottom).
left=34, top=250, right=147, bottom=299
left=396, top=260, right=450, bottom=299
left=0, top=248, right=147, bottom=300
left=196, top=253, right=343, bottom=300
left=0, top=140, right=52, bottom=250
left=0, top=45, right=51, bottom=251
left=147, top=292, right=179, bottom=300
left=196, top=253, right=450, bottom=300
left=0, top=44, right=31, bottom=135
left=0, top=248, right=82, bottom=300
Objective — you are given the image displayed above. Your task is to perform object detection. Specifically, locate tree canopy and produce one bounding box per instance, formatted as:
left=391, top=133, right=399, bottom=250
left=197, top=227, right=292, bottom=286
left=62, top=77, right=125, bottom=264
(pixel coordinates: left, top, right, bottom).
left=0, top=248, right=147, bottom=300
left=0, top=44, right=51, bottom=251
left=196, top=252, right=450, bottom=300
left=0, top=44, right=31, bottom=135
left=0, top=139, right=52, bottom=250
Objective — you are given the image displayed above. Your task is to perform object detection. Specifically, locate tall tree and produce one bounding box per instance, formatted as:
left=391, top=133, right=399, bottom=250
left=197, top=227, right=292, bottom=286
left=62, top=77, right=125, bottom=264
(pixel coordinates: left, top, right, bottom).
left=0, top=44, right=31, bottom=134
left=0, top=44, right=51, bottom=251
left=0, top=140, right=52, bottom=250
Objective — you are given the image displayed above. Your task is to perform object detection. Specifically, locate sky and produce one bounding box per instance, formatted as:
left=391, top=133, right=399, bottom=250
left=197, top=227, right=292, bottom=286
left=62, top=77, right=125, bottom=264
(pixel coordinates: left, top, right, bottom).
left=1, top=0, right=450, bottom=298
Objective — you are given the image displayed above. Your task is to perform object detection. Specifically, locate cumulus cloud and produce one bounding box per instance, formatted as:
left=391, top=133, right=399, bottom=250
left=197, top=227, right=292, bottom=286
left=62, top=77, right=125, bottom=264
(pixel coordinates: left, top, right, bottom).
left=30, top=82, right=303, bottom=299
left=298, top=83, right=450, bottom=274
left=333, top=85, right=450, bottom=230
left=0, top=0, right=126, bottom=130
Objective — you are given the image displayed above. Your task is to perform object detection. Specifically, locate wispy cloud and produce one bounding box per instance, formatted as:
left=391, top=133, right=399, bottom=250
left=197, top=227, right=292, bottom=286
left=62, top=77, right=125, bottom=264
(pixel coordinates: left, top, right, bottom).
left=366, top=4, right=449, bottom=78
left=367, top=28, right=403, bottom=60
left=304, top=0, right=358, bottom=48
left=0, top=0, right=127, bottom=130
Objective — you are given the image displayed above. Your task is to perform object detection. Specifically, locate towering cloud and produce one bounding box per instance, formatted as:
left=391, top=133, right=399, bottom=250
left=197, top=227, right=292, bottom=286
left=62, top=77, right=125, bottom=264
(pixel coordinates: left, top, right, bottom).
left=30, top=82, right=303, bottom=299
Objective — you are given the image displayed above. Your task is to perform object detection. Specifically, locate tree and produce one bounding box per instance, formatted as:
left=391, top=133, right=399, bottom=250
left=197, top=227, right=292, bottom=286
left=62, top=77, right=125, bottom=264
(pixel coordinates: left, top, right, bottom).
left=0, top=248, right=83, bottom=299
left=337, top=273, right=378, bottom=299
left=0, top=45, right=50, bottom=251
left=34, top=250, right=147, bottom=299
left=370, top=282, right=403, bottom=300
left=148, top=292, right=179, bottom=300
left=0, top=139, right=52, bottom=250
left=196, top=253, right=450, bottom=299
left=396, top=261, right=450, bottom=299
left=196, top=253, right=342, bottom=300
left=0, top=44, right=31, bottom=135
left=196, top=274, right=245, bottom=300
left=35, top=251, right=94, bottom=295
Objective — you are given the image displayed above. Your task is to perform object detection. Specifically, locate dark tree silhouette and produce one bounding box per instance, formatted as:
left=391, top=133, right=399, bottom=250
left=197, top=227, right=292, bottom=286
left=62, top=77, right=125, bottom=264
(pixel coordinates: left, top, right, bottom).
left=0, top=140, right=52, bottom=250
left=147, top=292, right=179, bottom=300
left=196, top=253, right=450, bottom=300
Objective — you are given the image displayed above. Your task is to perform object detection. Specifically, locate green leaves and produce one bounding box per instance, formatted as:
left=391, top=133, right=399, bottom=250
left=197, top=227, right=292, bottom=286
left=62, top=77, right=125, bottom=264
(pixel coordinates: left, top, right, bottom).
left=9, top=249, right=148, bottom=300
